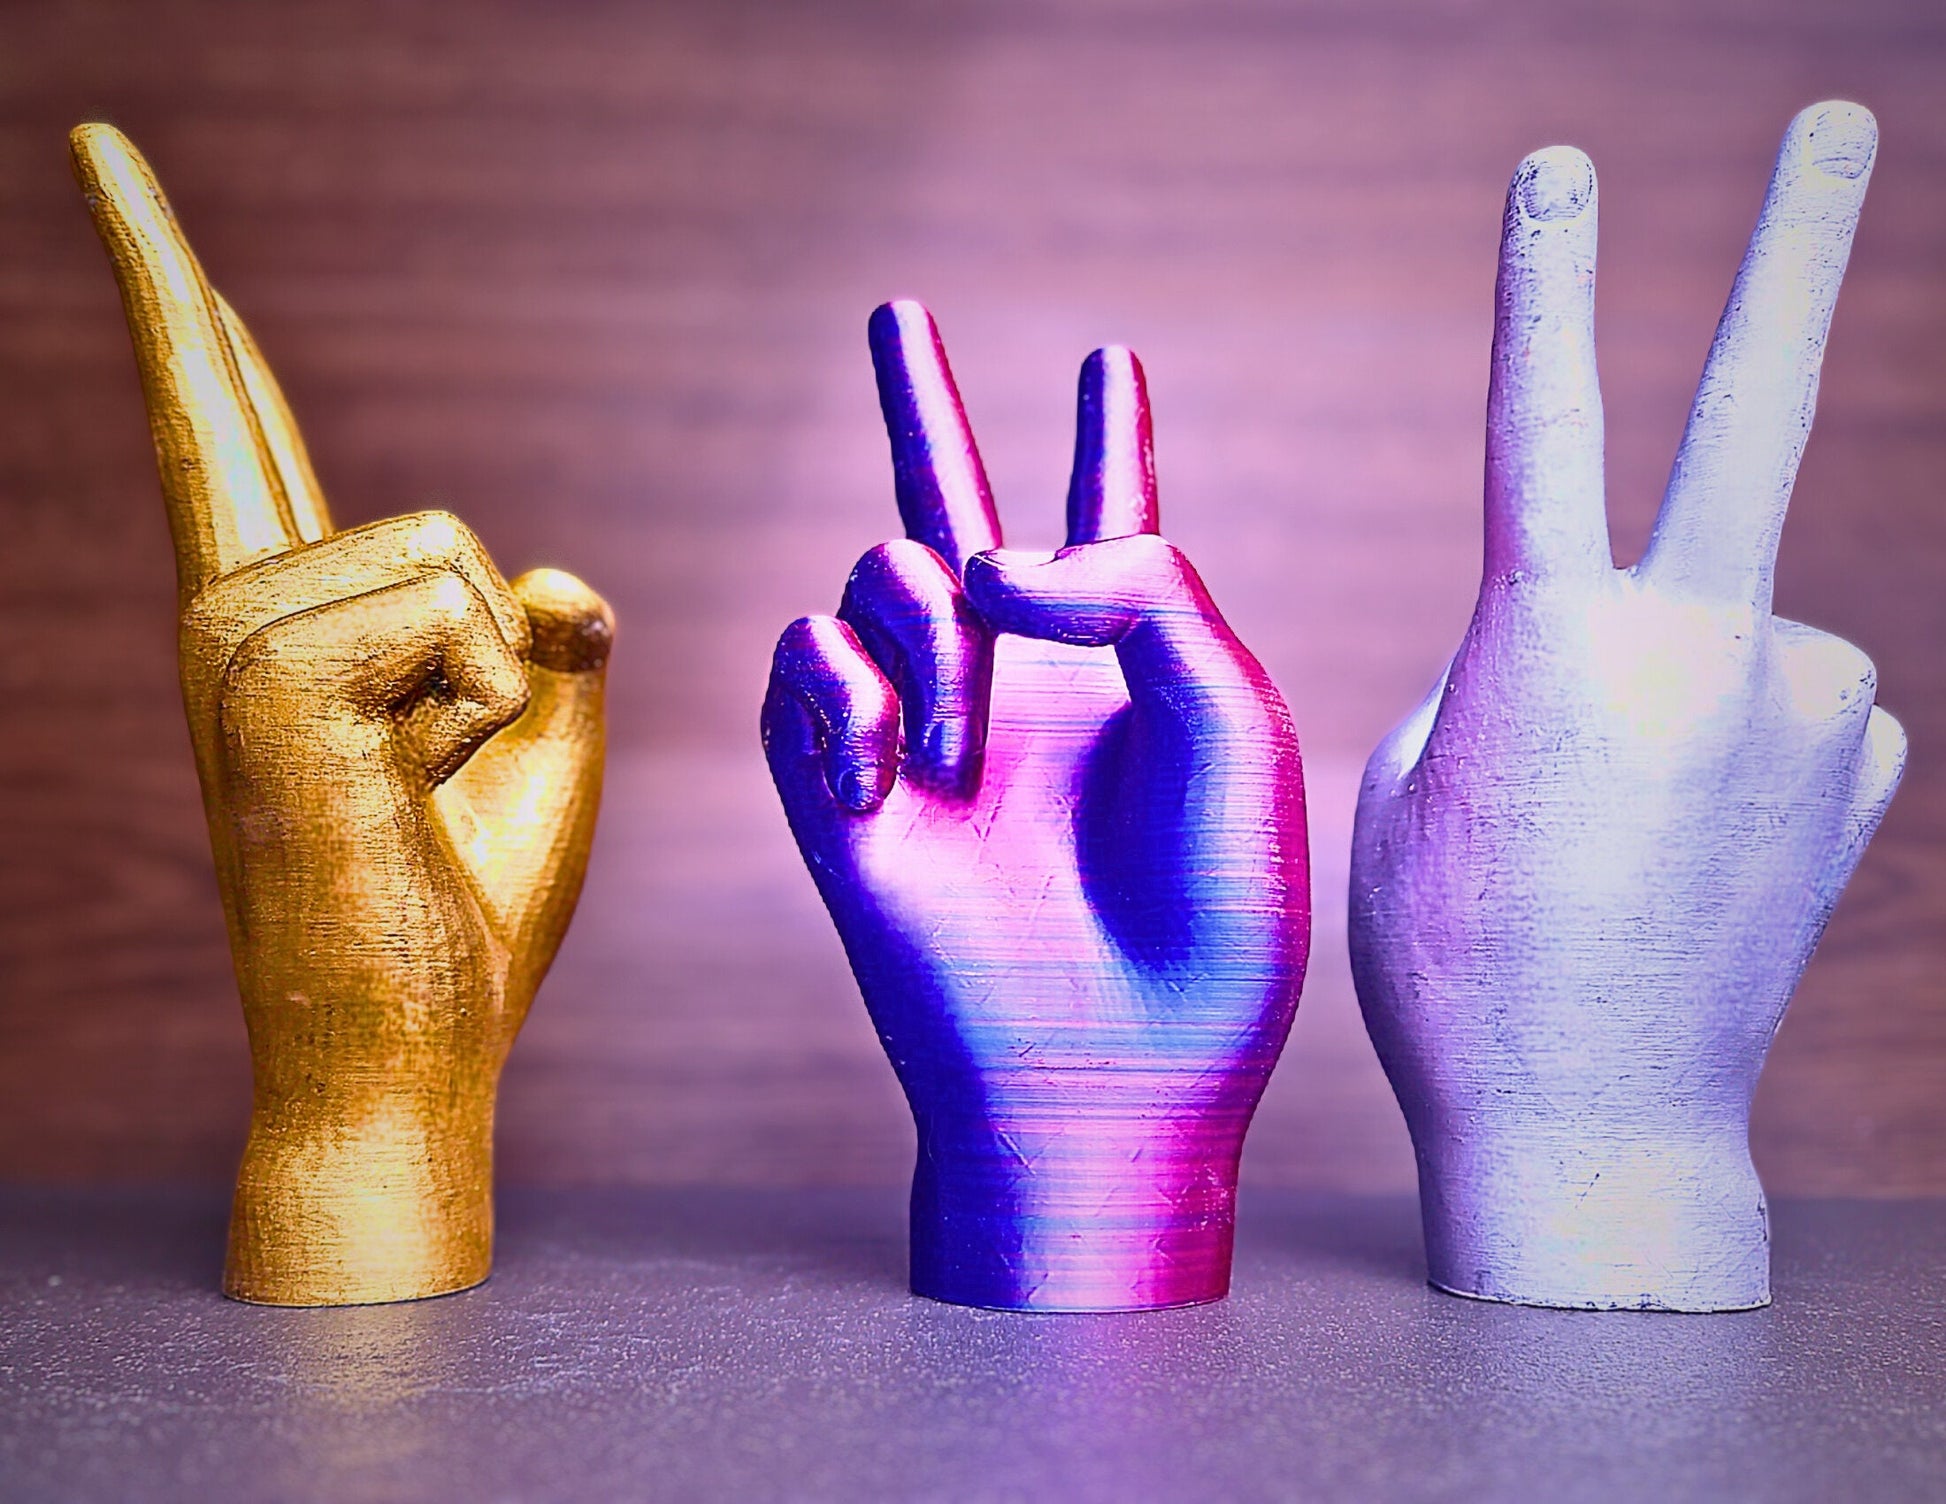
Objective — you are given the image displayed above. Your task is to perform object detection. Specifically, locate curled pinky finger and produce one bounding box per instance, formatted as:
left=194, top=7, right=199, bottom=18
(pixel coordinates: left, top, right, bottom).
left=762, top=615, right=901, bottom=814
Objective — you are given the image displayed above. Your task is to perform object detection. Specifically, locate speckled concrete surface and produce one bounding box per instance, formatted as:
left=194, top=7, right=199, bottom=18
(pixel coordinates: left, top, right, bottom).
left=2, top=1189, right=1942, bottom=1502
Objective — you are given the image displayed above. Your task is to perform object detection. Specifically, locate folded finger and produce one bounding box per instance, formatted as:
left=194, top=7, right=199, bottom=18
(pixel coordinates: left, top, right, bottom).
left=226, top=570, right=529, bottom=786
left=964, top=535, right=1281, bottom=742
left=762, top=616, right=901, bottom=814
left=838, top=539, right=991, bottom=795
left=182, top=511, right=531, bottom=692
left=437, top=567, right=612, bottom=993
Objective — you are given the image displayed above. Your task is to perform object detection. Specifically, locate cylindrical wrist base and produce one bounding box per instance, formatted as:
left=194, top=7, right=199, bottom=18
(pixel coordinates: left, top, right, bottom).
left=223, top=1115, right=496, bottom=1307
left=1417, top=1134, right=1770, bottom=1312
left=909, top=1136, right=1242, bottom=1312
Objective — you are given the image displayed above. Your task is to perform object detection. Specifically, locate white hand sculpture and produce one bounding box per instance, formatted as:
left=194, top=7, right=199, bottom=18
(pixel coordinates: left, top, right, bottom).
left=1350, top=102, right=1906, bottom=1311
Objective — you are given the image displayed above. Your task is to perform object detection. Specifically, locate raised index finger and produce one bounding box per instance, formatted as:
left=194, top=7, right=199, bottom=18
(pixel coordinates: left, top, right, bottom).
left=1642, top=102, right=1876, bottom=611
left=72, top=124, right=297, bottom=603
left=868, top=300, right=1002, bottom=575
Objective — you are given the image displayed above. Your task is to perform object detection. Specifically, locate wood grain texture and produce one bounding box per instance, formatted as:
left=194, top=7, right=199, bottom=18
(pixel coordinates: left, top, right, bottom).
left=0, top=0, right=1940, bottom=1191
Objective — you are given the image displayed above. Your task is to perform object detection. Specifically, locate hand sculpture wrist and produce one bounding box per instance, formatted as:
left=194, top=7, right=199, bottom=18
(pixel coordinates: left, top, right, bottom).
left=1412, top=1118, right=1767, bottom=1311
left=228, top=1097, right=500, bottom=1303
left=911, top=1098, right=1256, bottom=1310
left=1351, top=103, right=1904, bottom=1313
left=766, top=302, right=1307, bottom=1311
left=75, top=125, right=612, bottom=1307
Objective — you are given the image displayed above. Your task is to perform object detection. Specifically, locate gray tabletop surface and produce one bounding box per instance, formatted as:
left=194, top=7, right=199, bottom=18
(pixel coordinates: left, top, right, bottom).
left=2, top=1187, right=1942, bottom=1502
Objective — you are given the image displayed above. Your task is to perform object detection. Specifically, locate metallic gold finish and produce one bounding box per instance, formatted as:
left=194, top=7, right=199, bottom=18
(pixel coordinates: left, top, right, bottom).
left=72, top=124, right=613, bottom=1307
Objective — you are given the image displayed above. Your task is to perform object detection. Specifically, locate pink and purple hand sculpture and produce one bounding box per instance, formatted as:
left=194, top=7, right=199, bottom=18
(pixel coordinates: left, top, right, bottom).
left=763, top=302, right=1309, bottom=1311
left=1351, top=104, right=1905, bottom=1311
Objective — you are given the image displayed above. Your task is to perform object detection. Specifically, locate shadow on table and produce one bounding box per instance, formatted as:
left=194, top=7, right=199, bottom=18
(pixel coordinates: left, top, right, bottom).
left=490, top=1187, right=1441, bottom=1303
left=1240, top=1190, right=1428, bottom=1289
left=495, top=1184, right=913, bottom=1296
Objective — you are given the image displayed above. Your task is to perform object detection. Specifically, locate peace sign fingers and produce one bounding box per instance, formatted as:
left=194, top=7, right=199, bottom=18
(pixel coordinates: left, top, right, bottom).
left=1482, top=147, right=1610, bottom=589
left=1065, top=345, right=1159, bottom=546
left=868, top=300, right=1002, bottom=574
left=1642, top=102, right=1876, bottom=612
left=72, top=124, right=305, bottom=604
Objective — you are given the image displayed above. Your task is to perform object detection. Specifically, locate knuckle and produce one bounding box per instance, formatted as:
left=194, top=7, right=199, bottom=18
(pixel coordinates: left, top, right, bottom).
left=480, top=661, right=531, bottom=722
left=403, top=509, right=476, bottom=565
left=1866, top=704, right=1909, bottom=764
left=218, top=616, right=297, bottom=700
left=1777, top=624, right=1877, bottom=724
left=1109, top=532, right=1192, bottom=594
left=1821, top=634, right=1877, bottom=699
left=851, top=540, right=904, bottom=575
left=770, top=615, right=897, bottom=725
left=423, top=570, right=480, bottom=622
left=447, top=631, right=530, bottom=731
left=846, top=538, right=952, bottom=602
left=774, top=615, right=866, bottom=685
left=179, top=593, right=234, bottom=669
left=775, top=613, right=837, bottom=661
left=1851, top=651, right=1879, bottom=702
left=1110, top=530, right=1180, bottom=567
left=843, top=541, right=897, bottom=598
left=876, top=536, right=946, bottom=573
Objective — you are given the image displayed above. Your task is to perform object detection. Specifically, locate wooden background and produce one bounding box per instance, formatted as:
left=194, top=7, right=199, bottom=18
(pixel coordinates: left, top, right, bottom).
left=0, top=0, right=1940, bottom=1193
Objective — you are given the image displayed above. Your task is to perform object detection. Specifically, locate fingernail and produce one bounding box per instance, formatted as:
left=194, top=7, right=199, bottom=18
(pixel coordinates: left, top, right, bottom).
left=837, top=766, right=879, bottom=810
left=1803, top=102, right=1876, bottom=181
left=1517, top=148, right=1593, bottom=223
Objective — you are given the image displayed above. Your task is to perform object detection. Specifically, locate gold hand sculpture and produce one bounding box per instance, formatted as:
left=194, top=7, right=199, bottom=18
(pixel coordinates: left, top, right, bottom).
left=72, top=125, right=613, bottom=1306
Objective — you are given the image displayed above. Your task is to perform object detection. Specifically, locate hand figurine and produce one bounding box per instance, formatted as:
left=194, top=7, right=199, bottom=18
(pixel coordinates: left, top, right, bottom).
left=764, top=302, right=1308, bottom=1311
left=73, top=126, right=613, bottom=1306
left=1350, top=103, right=1905, bottom=1311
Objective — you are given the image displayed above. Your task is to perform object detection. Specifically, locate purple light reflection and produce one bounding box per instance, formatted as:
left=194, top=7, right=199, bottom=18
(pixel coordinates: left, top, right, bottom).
left=762, top=302, right=1310, bottom=1310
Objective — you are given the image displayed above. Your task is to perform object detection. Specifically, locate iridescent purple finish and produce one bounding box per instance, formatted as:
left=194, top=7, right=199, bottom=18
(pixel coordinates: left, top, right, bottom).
left=763, top=301, right=1309, bottom=1312
left=1350, top=106, right=1905, bottom=1312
